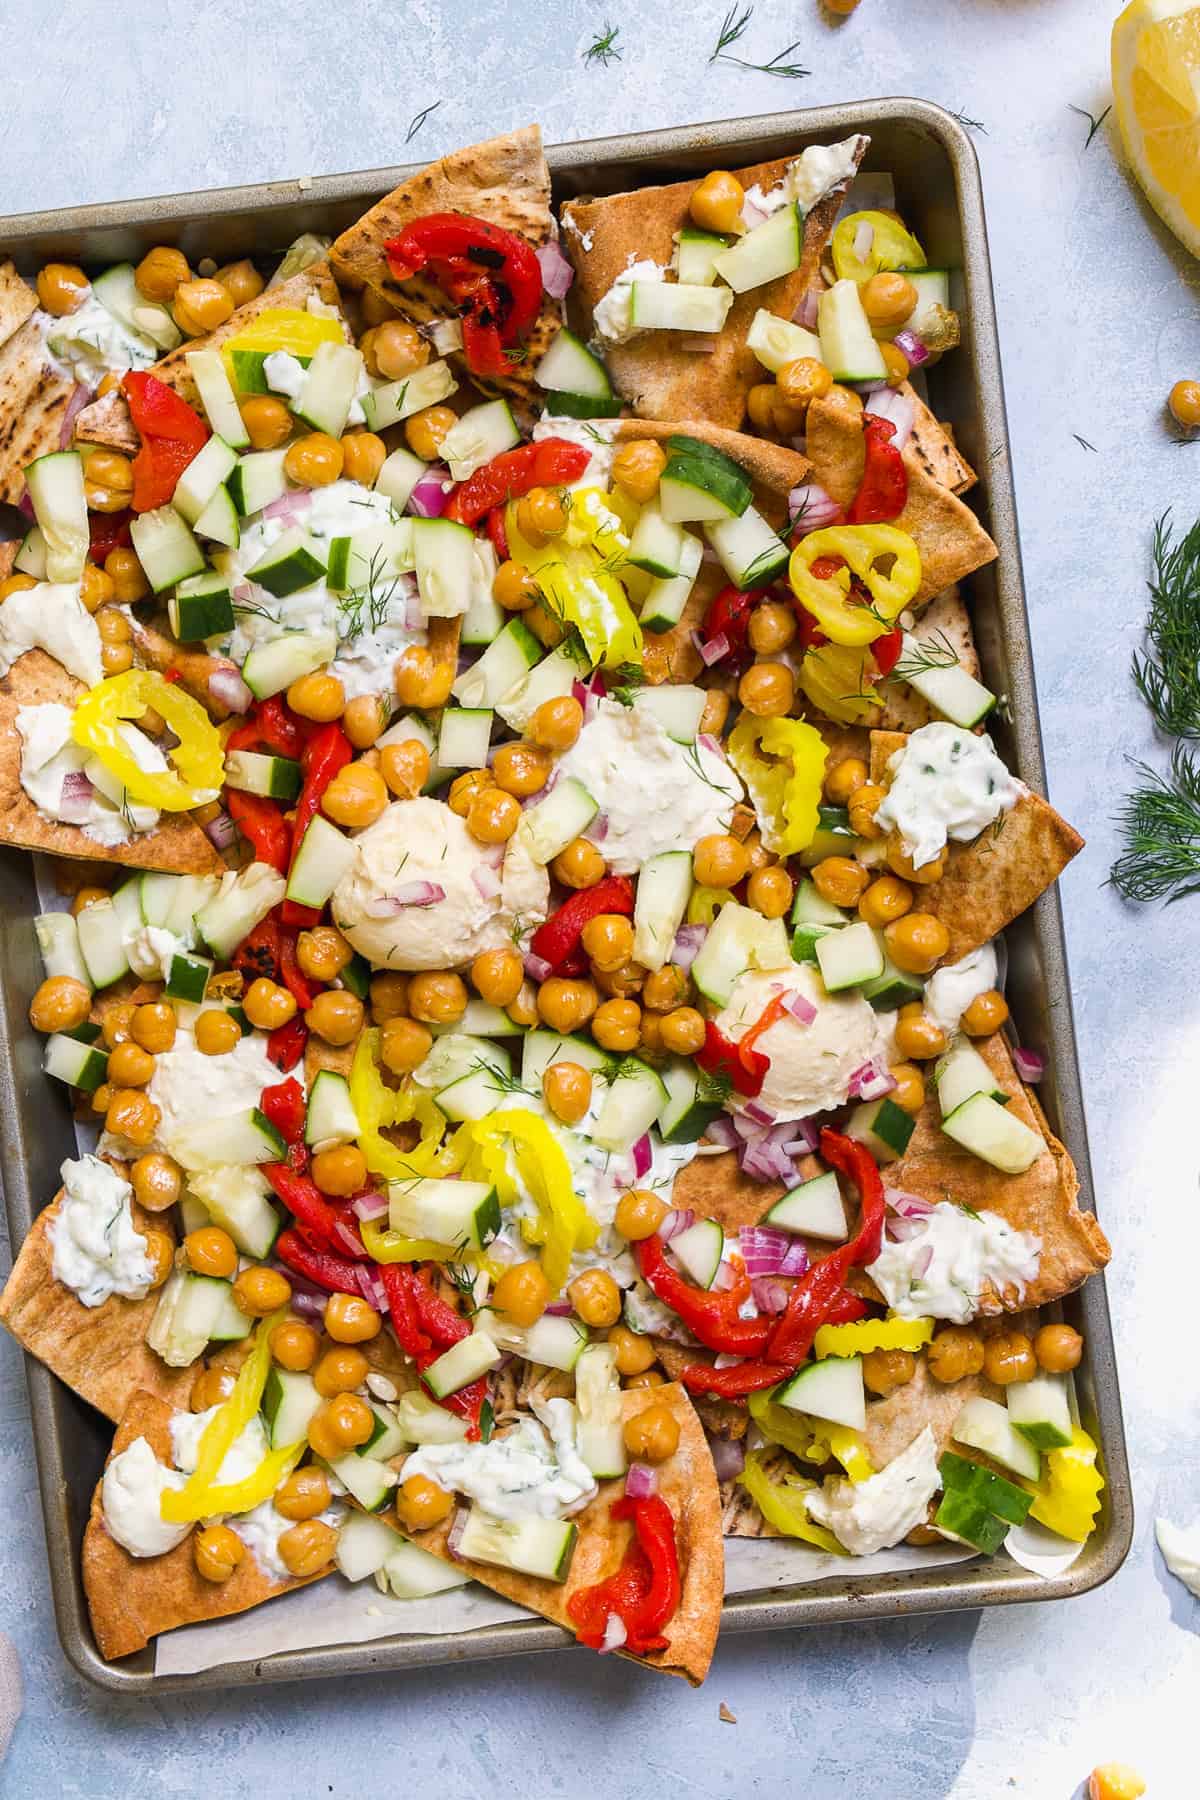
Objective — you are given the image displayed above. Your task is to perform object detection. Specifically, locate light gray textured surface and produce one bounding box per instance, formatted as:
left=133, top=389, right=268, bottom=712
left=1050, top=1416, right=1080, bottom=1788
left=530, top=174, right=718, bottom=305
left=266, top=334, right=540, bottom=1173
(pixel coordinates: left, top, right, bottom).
left=0, top=1, right=1196, bottom=1794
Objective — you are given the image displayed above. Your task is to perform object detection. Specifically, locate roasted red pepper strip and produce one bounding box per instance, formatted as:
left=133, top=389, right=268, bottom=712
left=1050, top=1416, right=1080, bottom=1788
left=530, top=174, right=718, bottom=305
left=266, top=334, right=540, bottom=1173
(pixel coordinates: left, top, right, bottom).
left=735, top=993, right=789, bottom=1077
left=699, top=584, right=767, bottom=666
left=122, top=372, right=208, bottom=512
left=265, top=1164, right=367, bottom=1258
left=636, top=1236, right=771, bottom=1357
left=259, top=1077, right=306, bottom=1143
left=695, top=1019, right=767, bottom=1099
left=379, top=1263, right=432, bottom=1358
left=282, top=721, right=353, bottom=927
left=384, top=213, right=542, bottom=379
left=409, top=1265, right=470, bottom=1346
left=443, top=439, right=591, bottom=526
left=390, top=1266, right=487, bottom=1437
left=568, top=1495, right=680, bottom=1655
left=871, top=627, right=904, bottom=677
left=275, top=1228, right=363, bottom=1294
left=266, top=1015, right=308, bottom=1073
left=485, top=505, right=510, bottom=563
left=433, top=1374, right=487, bottom=1438
left=232, top=914, right=281, bottom=985
left=529, top=875, right=635, bottom=974
left=88, top=508, right=132, bottom=562
left=278, top=925, right=317, bottom=1013
left=846, top=413, right=908, bottom=525
left=227, top=791, right=290, bottom=874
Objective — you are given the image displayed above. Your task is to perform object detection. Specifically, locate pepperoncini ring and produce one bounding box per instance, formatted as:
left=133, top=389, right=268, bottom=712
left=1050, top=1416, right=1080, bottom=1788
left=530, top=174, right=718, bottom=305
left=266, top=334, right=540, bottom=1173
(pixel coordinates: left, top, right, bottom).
left=465, top=1108, right=596, bottom=1295
left=1021, top=1427, right=1105, bottom=1543
left=796, top=642, right=883, bottom=726
left=220, top=306, right=347, bottom=388
left=812, top=1316, right=934, bottom=1358
left=506, top=497, right=641, bottom=671
left=71, top=670, right=224, bottom=810
left=160, top=1308, right=289, bottom=1523
left=736, top=1449, right=846, bottom=1553
left=789, top=524, right=921, bottom=647
left=727, top=714, right=827, bottom=855
left=831, top=212, right=927, bottom=284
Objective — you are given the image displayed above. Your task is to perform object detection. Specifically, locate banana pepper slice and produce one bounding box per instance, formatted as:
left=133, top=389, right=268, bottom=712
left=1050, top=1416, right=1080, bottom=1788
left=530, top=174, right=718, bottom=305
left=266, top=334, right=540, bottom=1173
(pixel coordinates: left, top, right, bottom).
left=789, top=524, right=921, bottom=647
left=746, top=1391, right=875, bottom=1484
left=350, top=1031, right=466, bottom=1184
left=687, top=885, right=737, bottom=926
left=1021, top=1427, right=1105, bottom=1543
left=466, top=1107, right=596, bottom=1294
left=832, top=211, right=927, bottom=284
left=71, top=670, right=223, bottom=810
left=796, top=642, right=883, bottom=726
left=506, top=490, right=642, bottom=670
left=727, top=714, right=828, bottom=856
left=737, top=1449, right=846, bottom=1553
left=812, top=1316, right=934, bottom=1358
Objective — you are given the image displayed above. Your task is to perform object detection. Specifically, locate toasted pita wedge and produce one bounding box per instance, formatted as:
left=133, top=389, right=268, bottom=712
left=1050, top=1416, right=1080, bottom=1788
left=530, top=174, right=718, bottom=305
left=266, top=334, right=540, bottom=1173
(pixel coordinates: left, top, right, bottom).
left=0, top=1188, right=192, bottom=1421
left=0, top=650, right=223, bottom=872
left=720, top=1444, right=791, bottom=1538
left=869, top=729, right=1084, bottom=961
left=0, top=262, right=37, bottom=352
left=562, top=137, right=867, bottom=428
left=875, top=587, right=981, bottom=732
left=82, top=1390, right=322, bottom=1660
left=882, top=1034, right=1109, bottom=1310
left=330, top=126, right=562, bottom=428
left=72, top=266, right=344, bottom=451
left=804, top=394, right=996, bottom=603
left=652, top=1341, right=748, bottom=1441
left=0, top=316, right=77, bottom=504
left=904, top=385, right=975, bottom=495
left=861, top=1355, right=1003, bottom=1470
left=402, top=1383, right=722, bottom=1683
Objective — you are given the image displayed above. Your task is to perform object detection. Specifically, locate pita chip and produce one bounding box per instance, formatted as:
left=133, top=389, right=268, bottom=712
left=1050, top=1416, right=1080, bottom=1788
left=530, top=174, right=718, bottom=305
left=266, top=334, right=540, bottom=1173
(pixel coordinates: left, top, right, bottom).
left=0, top=315, right=77, bottom=504
left=869, top=728, right=1084, bottom=961
left=0, top=263, right=37, bottom=353
left=0, top=1189, right=193, bottom=1422
left=330, top=126, right=562, bottom=427
left=82, top=1391, right=322, bottom=1660
left=562, top=137, right=867, bottom=427
left=903, top=384, right=975, bottom=495
left=0, top=650, right=224, bottom=873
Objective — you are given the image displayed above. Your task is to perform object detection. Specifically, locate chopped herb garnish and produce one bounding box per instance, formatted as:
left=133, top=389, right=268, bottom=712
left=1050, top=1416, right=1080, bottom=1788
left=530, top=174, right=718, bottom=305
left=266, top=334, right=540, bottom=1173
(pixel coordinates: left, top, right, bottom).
left=1067, top=102, right=1111, bottom=149
left=1110, top=745, right=1200, bottom=903
left=891, top=630, right=960, bottom=684
left=1130, top=512, right=1200, bottom=739
left=583, top=21, right=622, bottom=65
left=1072, top=434, right=1098, bottom=453
left=337, top=548, right=399, bottom=642
left=709, top=5, right=808, bottom=77
left=950, top=107, right=987, bottom=135
left=406, top=101, right=441, bottom=144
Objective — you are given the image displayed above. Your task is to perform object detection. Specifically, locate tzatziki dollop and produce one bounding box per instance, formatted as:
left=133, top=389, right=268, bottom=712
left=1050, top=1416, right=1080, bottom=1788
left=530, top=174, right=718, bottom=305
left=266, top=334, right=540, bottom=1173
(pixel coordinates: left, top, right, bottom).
left=924, top=943, right=999, bottom=1033
left=101, top=1437, right=190, bottom=1558
left=401, top=1399, right=597, bottom=1522
left=867, top=1200, right=1042, bottom=1323
left=48, top=1154, right=154, bottom=1308
left=806, top=1425, right=940, bottom=1556
left=875, top=723, right=1024, bottom=870
left=592, top=259, right=667, bottom=346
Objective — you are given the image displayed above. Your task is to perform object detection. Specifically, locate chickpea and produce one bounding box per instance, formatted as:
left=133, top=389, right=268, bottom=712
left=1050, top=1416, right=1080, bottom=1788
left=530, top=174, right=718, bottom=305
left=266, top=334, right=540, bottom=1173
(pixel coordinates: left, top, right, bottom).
left=893, top=1003, right=947, bottom=1062
left=537, top=977, right=599, bottom=1034
left=191, top=1364, right=237, bottom=1412
left=106, top=1040, right=154, bottom=1088
left=130, top=1001, right=176, bottom=1054
left=611, top=439, right=667, bottom=505
left=360, top=288, right=400, bottom=327
left=889, top=1062, right=926, bottom=1116
left=608, top=1322, right=657, bottom=1377
left=593, top=961, right=645, bottom=1001
left=543, top=1060, right=592, bottom=1126
left=380, top=738, right=430, bottom=798
left=104, top=547, right=150, bottom=604
left=625, top=1369, right=666, bottom=1390
left=1168, top=379, right=1200, bottom=430
left=503, top=980, right=534, bottom=1033
left=232, top=1266, right=293, bottom=1317
left=514, top=486, right=569, bottom=546
left=879, top=342, right=910, bottom=388
left=369, top=972, right=410, bottom=1021
left=738, top=661, right=795, bottom=718
left=84, top=449, right=135, bottom=513
left=465, top=948, right=520, bottom=1010
left=287, top=670, right=346, bottom=722
left=28, top=975, right=90, bottom=1035
left=311, top=1144, right=369, bottom=1199
left=284, top=432, right=344, bottom=488
left=274, top=1464, right=332, bottom=1521
left=447, top=768, right=493, bottom=817
left=689, top=169, right=745, bottom=235
left=492, top=742, right=550, bottom=799
left=322, top=763, right=389, bottom=831
left=36, top=262, right=89, bottom=316
left=811, top=855, right=871, bottom=909
left=106, top=1088, right=160, bottom=1147
left=404, top=404, right=457, bottom=461
left=408, top=972, right=467, bottom=1027
left=0, top=573, right=37, bottom=602
left=100, top=1000, right=137, bottom=1050
left=961, top=989, right=1009, bottom=1037
left=394, top=644, right=454, bottom=709
left=927, top=1325, right=985, bottom=1383
left=134, top=246, right=191, bottom=303
left=96, top=606, right=131, bottom=647
left=380, top=1016, right=434, bottom=1076
left=71, top=884, right=111, bottom=915
left=466, top=786, right=521, bottom=845
left=185, top=1225, right=238, bottom=1279
left=858, top=874, right=913, bottom=928
left=698, top=688, right=730, bottom=739
left=241, top=978, right=297, bottom=1033
left=214, top=258, right=264, bottom=308
left=306, top=989, right=366, bottom=1045
left=660, top=1007, right=706, bottom=1055
left=139, top=1229, right=173, bottom=1288
left=581, top=913, right=635, bottom=974
left=885, top=838, right=948, bottom=886
left=614, top=1188, right=668, bottom=1242
left=370, top=319, right=430, bottom=381
left=79, top=564, right=115, bottom=613
left=324, top=1290, right=381, bottom=1343
left=1087, top=1766, right=1146, bottom=1800
left=771, top=390, right=808, bottom=436
left=239, top=394, right=293, bottom=451
left=623, top=1400, right=681, bottom=1463
left=102, top=641, right=135, bottom=679
left=492, top=1258, right=552, bottom=1328
left=173, top=277, right=235, bottom=336
left=747, top=600, right=796, bottom=656
left=983, top=1330, right=1037, bottom=1386
left=747, top=383, right=780, bottom=434
left=343, top=693, right=388, bottom=750
left=278, top=1518, right=339, bottom=1579
left=848, top=782, right=886, bottom=839
left=777, top=356, right=834, bottom=411
left=269, top=1319, right=321, bottom=1372
left=395, top=1474, right=454, bottom=1533
left=1034, top=1322, right=1083, bottom=1374
left=312, top=1345, right=370, bottom=1399
left=341, top=430, right=387, bottom=488
left=693, top=832, right=749, bottom=889
left=861, top=272, right=918, bottom=331
left=642, top=965, right=690, bottom=1013
left=194, top=1523, right=245, bottom=1584
left=551, top=837, right=605, bottom=890
left=566, top=1267, right=620, bottom=1329
left=592, top=997, right=640, bottom=1053
left=862, top=1347, right=916, bottom=1396
left=884, top=912, right=950, bottom=976
left=131, top=1152, right=183, bottom=1212
left=492, top=558, right=539, bottom=612
left=747, top=865, right=793, bottom=919
left=194, top=1010, right=240, bottom=1056
left=296, top=925, right=353, bottom=985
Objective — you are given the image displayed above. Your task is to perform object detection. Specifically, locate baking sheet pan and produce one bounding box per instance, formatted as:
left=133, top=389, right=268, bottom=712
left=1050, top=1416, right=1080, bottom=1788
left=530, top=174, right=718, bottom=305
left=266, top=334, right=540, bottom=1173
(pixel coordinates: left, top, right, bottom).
left=0, top=97, right=1132, bottom=1693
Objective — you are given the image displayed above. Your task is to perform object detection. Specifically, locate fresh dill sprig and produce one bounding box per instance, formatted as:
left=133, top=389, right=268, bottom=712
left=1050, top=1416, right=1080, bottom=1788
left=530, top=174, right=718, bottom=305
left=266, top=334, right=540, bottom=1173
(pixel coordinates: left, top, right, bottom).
left=337, top=548, right=398, bottom=642
left=710, top=5, right=809, bottom=78
left=1131, top=512, right=1200, bottom=739
left=503, top=344, right=530, bottom=364
left=406, top=101, right=441, bottom=144
left=1072, top=433, right=1098, bottom=453
left=1110, top=745, right=1200, bottom=903
left=684, top=738, right=734, bottom=797
left=232, top=597, right=282, bottom=625
left=1068, top=102, right=1111, bottom=150
left=468, top=1057, right=535, bottom=1100
left=956, top=1200, right=983, bottom=1223
left=891, top=630, right=960, bottom=684
left=950, top=107, right=987, bottom=136
left=444, top=1258, right=483, bottom=1318
left=607, top=660, right=648, bottom=707
left=584, top=21, right=622, bottom=65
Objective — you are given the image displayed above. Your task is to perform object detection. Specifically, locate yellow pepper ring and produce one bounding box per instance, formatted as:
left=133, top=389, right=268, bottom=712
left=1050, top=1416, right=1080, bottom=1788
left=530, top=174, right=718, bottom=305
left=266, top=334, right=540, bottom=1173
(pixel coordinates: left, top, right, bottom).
left=789, top=524, right=922, bottom=648
left=71, top=671, right=224, bottom=811
left=831, top=211, right=927, bottom=284
left=727, top=713, right=827, bottom=856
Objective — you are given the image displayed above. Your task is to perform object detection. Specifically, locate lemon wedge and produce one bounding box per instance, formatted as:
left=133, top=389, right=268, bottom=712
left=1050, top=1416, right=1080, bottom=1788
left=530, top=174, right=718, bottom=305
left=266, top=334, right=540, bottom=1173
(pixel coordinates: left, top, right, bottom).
left=1113, top=0, right=1200, bottom=256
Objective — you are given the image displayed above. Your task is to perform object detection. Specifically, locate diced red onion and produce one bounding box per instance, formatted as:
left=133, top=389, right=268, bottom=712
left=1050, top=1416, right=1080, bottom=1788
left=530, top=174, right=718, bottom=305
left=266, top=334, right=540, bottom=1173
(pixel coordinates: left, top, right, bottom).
left=692, top=630, right=730, bottom=668
left=523, top=950, right=552, bottom=983
left=713, top=1351, right=741, bottom=1368
left=404, top=593, right=424, bottom=631
left=536, top=241, right=574, bottom=299
left=740, top=1135, right=799, bottom=1184
left=209, top=666, right=253, bottom=714
left=289, top=1287, right=328, bottom=1320
left=738, top=1224, right=792, bottom=1276
left=57, top=769, right=96, bottom=823
left=262, top=487, right=313, bottom=524
left=698, top=733, right=727, bottom=762
left=742, top=1100, right=776, bottom=1129
left=672, top=923, right=707, bottom=970
left=783, top=1116, right=819, bottom=1154
left=544, top=1300, right=575, bottom=1317
left=793, top=289, right=821, bottom=329
left=703, top=1116, right=738, bottom=1150
left=447, top=1508, right=470, bottom=1560
left=407, top=468, right=451, bottom=519
left=625, top=1462, right=658, bottom=1500
left=203, top=808, right=239, bottom=852
left=354, top=1263, right=390, bottom=1312
left=599, top=1612, right=627, bottom=1654
left=885, top=1216, right=924, bottom=1243
left=471, top=865, right=502, bottom=901
left=659, top=1208, right=695, bottom=1242
left=788, top=481, right=843, bottom=531
left=779, top=1241, right=809, bottom=1277
left=59, top=382, right=94, bottom=449
left=885, top=1188, right=937, bottom=1219
left=853, top=220, right=874, bottom=264
left=330, top=1217, right=365, bottom=1259
left=631, top=1134, right=652, bottom=1179
left=750, top=1276, right=790, bottom=1314
left=708, top=1434, right=747, bottom=1483
left=864, top=389, right=916, bottom=449
left=784, top=989, right=818, bottom=1027
left=892, top=328, right=930, bottom=368
left=589, top=811, right=609, bottom=843
left=740, top=194, right=771, bottom=232
left=365, top=881, right=446, bottom=916
left=1012, top=1046, right=1046, bottom=1083
left=848, top=1058, right=897, bottom=1102
left=680, top=333, right=719, bottom=353
left=351, top=1191, right=389, bottom=1222
left=911, top=1244, right=935, bottom=1280
left=570, top=674, right=605, bottom=724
